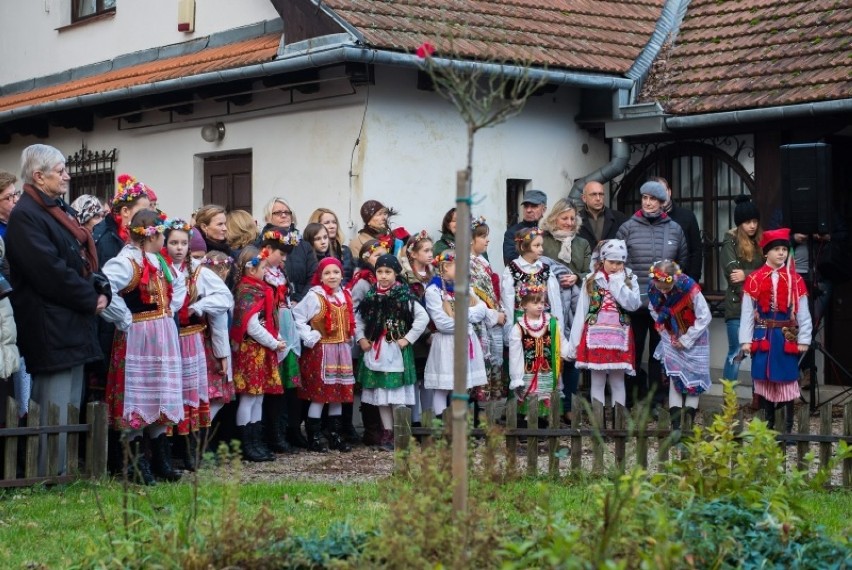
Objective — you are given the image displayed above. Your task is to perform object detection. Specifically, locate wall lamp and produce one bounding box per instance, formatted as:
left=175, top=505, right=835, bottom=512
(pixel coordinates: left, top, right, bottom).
left=201, top=122, right=226, bottom=142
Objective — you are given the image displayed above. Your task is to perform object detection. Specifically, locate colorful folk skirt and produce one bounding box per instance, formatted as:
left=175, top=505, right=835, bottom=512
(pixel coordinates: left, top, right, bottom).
left=359, top=345, right=417, bottom=406
left=653, top=330, right=711, bottom=396
left=297, top=342, right=355, bottom=404
left=575, top=306, right=636, bottom=375
left=106, top=318, right=183, bottom=430
left=754, top=379, right=801, bottom=403
left=233, top=340, right=283, bottom=396
left=204, top=334, right=234, bottom=403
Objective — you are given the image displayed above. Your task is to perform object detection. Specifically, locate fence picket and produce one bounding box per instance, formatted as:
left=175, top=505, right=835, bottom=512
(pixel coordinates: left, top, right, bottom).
left=570, top=396, right=582, bottom=471
left=421, top=409, right=434, bottom=449
left=25, top=400, right=39, bottom=479
left=3, top=397, right=18, bottom=480
left=548, top=391, right=560, bottom=478
left=86, top=402, right=108, bottom=478
left=796, top=405, right=810, bottom=472
left=66, top=405, right=80, bottom=476
left=819, top=406, right=832, bottom=476
left=506, top=399, right=518, bottom=478
left=592, top=400, right=604, bottom=473
left=526, top=396, right=539, bottom=477
left=844, top=403, right=852, bottom=488
left=393, top=406, right=411, bottom=476
left=635, top=409, right=649, bottom=469
left=46, top=403, right=60, bottom=478
left=613, top=405, right=626, bottom=473
left=657, top=408, right=671, bottom=463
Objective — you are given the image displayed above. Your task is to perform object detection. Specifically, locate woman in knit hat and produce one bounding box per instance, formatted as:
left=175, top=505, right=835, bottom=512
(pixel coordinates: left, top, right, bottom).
left=719, top=195, right=763, bottom=405
left=349, top=199, right=391, bottom=258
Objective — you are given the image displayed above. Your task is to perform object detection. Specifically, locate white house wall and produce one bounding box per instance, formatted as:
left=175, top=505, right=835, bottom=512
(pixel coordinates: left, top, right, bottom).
left=0, top=0, right=279, bottom=85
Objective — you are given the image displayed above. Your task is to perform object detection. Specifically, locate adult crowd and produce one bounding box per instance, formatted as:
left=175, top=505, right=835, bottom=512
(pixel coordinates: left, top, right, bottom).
left=0, top=143, right=809, bottom=484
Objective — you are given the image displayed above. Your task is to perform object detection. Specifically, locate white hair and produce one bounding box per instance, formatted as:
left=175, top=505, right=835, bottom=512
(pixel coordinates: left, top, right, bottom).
left=20, top=144, right=65, bottom=185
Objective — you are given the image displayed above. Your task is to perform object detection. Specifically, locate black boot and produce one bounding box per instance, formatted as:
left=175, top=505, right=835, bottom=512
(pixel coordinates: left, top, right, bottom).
left=361, top=403, right=382, bottom=446
left=285, top=391, right=309, bottom=449
left=150, top=434, right=182, bottom=482
left=340, top=402, right=361, bottom=444
left=125, top=436, right=155, bottom=486
left=182, top=433, right=198, bottom=472
left=377, top=429, right=394, bottom=452
left=516, top=414, right=528, bottom=444
left=784, top=401, right=795, bottom=433
left=762, top=398, right=776, bottom=431
left=265, top=416, right=292, bottom=454
left=237, top=424, right=268, bottom=462
left=669, top=407, right=682, bottom=442
left=327, top=416, right=353, bottom=452
left=306, top=418, right=328, bottom=452
left=251, top=422, right=275, bottom=461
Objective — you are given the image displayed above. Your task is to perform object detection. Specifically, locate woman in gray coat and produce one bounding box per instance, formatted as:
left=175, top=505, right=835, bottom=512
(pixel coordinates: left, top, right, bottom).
left=615, top=180, right=688, bottom=411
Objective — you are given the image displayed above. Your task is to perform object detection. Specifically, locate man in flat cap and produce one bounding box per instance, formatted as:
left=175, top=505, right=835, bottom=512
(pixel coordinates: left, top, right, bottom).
left=502, top=189, right=548, bottom=265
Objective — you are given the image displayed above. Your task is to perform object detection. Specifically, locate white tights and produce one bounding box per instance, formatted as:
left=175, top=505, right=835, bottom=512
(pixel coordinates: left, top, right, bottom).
left=668, top=381, right=699, bottom=410
left=590, top=370, right=626, bottom=407
left=432, top=390, right=450, bottom=416
left=308, top=402, right=342, bottom=419
left=378, top=405, right=394, bottom=430
left=209, top=400, right=225, bottom=421
left=236, top=394, right=264, bottom=426
left=127, top=424, right=168, bottom=440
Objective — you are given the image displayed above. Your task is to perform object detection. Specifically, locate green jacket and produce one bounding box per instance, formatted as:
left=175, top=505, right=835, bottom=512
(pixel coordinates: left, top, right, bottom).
left=433, top=231, right=455, bottom=257
left=719, top=229, right=764, bottom=321
left=541, top=233, right=592, bottom=280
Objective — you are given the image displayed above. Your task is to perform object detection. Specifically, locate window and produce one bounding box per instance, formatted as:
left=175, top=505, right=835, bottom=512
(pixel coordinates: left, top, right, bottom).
left=617, top=142, right=756, bottom=293
left=506, top=178, right=531, bottom=227
left=67, top=147, right=117, bottom=203
left=72, top=0, right=116, bottom=22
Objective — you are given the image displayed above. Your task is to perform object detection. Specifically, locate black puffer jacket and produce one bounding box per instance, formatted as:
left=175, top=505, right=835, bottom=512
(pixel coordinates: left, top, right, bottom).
left=6, top=191, right=102, bottom=374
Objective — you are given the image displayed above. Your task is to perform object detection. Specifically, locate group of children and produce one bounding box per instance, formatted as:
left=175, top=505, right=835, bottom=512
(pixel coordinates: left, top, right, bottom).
left=98, top=178, right=810, bottom=483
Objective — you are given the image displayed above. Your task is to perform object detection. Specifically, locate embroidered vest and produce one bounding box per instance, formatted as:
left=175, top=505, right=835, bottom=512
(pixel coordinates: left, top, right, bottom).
left=310, top=293, right=351, bottom=344
left=120, top=259, right=170, bottom=323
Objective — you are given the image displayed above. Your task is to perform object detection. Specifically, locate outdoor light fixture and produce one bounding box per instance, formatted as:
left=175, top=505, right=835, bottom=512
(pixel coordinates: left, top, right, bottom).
left=201, top=122, right=226, bottom=142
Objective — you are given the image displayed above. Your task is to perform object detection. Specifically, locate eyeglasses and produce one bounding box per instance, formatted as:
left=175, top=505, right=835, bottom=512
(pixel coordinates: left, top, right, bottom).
left=1, top=191, right=21, bottom=202
left=272, top=210, right=292, bottom=217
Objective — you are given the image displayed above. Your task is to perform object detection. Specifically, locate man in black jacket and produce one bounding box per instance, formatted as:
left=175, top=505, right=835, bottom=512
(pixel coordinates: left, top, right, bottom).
left=6, top=144, right=109, bottom=476
left=578, top=181, right=627, bottom=251
left=502, top=189, right=547, bottom=265
left=654, top=176, right=703, bottom=282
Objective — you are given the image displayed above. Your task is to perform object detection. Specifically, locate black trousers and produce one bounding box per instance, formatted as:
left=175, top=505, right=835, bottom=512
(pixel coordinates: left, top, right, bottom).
left=628, top=307, right=665, bottom=409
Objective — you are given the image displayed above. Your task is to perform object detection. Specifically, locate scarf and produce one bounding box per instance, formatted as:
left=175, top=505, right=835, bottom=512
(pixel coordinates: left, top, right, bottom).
left=358, top=281, right=417, bottom=343
left=550, top=229, right=576, bottom=265
left=648, top=274, right=698, bottom=338
left=24, top=183, right=98, bottom=275
left=347, top=268, right=377, bottom=292
left=230, top=274, right=277, bottom=345
left=196, top=226, right=233, bottom=256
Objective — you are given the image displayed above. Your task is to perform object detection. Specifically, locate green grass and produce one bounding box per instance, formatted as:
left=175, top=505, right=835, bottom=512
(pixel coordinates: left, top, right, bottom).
left=0, top=476, right=849, bottom=569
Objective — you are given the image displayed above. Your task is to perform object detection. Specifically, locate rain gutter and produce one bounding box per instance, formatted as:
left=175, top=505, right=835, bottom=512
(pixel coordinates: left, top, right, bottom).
left=665, top=98, right=852, bottom=130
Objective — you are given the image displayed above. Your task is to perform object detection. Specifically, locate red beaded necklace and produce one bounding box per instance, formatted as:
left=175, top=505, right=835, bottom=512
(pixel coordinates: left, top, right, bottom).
left=523, top=313, right=546, bottom=333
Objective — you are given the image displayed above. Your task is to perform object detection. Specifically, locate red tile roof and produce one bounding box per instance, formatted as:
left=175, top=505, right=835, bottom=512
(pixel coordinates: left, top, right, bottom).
left=0, top=34, right=281, bottom=115
left=639, top=0, right=852, bottom=114
left=322, top=0, right=666, bottom=75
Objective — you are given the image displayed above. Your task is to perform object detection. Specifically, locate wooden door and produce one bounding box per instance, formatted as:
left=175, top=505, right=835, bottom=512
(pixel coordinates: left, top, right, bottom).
left=203, top=154, right=252, bottom=212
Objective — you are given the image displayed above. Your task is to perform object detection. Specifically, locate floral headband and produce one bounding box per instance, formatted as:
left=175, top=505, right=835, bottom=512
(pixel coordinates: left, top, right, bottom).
left=163, top=218, right=193, bottom=236
left=471, top=215, right=487, bottom=230
left=649, top=260, right=681, bottom=283
left=112, top=174, right=150, bottom=208
left=409, top=229, right=431, bottom=247
left=361, top=240, right=389, bottom=259
left=514, top=226, right=543, bottom=244
left=130, top=222, right=165, bottom=238
left=201, top=256, right=233, bottom=267
left=263, top=229, right=300, bottom=246
left=518, top=282, right=546, bottom=298
left=246, top=248, right=270, bottom=268
left=431, top=250, right=455, bottom=267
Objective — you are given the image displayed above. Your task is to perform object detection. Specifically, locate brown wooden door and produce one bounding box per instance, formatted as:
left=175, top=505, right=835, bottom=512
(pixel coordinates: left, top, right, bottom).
left=203, top=154, right=252, bottom=211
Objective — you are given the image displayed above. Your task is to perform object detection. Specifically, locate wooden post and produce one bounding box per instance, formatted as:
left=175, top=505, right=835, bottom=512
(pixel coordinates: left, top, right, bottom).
left=506, top=398, right=518, bottom=478
left=657, top=407, right=671, bottom=464
left=570, top=395, right=582, bottom=471
left=613, top=405, right=626, bottom=473
left=450, top=168, right=473, bottom=515
left=46, top=403, right=60, bottom=477
left=526, top=397, right=539, bottom=477
left=25, top=400, right=39, bottom=479
left=844, top=402, right=852, bottom=488
left=393, top=406, right=411, bottom=475
left=819, top=405, right=832, bottom=474
left=548, top=390, right=560, bottom=478
left=3, top=397, right=18, bottom=481
left=592, top=400, right=604, bottom=473
left=796, top=404, right=810, bottom=472
left=421, top=409, right=434, bottom=449
left=86, top=402, right=108, bottom=478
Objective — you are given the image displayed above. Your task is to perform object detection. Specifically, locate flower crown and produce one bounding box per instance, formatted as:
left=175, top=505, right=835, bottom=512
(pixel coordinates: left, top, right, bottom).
left=362, top=240, right=389, bottom=259
left=431, top=250, right=455, bottom=267
left=130, top=222, right=165, bottom=238
left=247, top=248, right=270, bottom=268
left=201, top=256, right=233, bottom=267
left=163, top=218, right=192, bottom=236
left=471, top=215, right=487, bottom=230
left=514, top=226, right=543, bottom=243
left=518, top=282, right=546, bottom=298
left=112, top=174, right=150, bottom=208
left=409, top=229, right=431, bottom=247
left=263, top=229, right=300, bottom=247
left=649, top=261, right=681, bottom=284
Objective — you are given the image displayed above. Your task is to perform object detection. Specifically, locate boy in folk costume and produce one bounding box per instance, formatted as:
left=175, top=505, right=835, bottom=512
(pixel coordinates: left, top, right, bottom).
left=355, top=254, right=428, bottom=450
left=101, top=208, right=185, bottom=484
left=567, top=239, right=641, bottom=413
left=509, top=284, right=570, bottom=427
left=647, top=260, right=712, bottom=434
left=740, top=228, right=811, bottom=433
left=423, top=250, right=498, bottom=417
left=294, top=257, right=357, bottom=452
left=230, top=246, right=286, bottom=462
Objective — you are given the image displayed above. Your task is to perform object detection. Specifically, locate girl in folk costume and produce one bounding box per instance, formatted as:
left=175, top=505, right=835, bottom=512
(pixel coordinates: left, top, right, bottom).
left=424, top=250, right=498, bottom=416
left=230, top=246, right=286, bottom=462
left=739, top=228, right=811, bottom=434
left=258, top=229, right=302, bottom=454
left=102, top=208, right=185, bottom=484
left=509, top=284, right=570, bottom=427
left=165, top=219, right=233, bottom=470
left=198, top=250, right=235, bottom=422
left=567, top=239, right=641, bottom=412
left=647, top=260, right=712, bottom=434
left=399, top=230, right=435, bottom=426
left=294, top=257, right=357, bottom=452
left=501, top=226, right=563, bottom=332
left=470, top=217, right=507, bottom=400
left=355, top=254, right=428, bottom=450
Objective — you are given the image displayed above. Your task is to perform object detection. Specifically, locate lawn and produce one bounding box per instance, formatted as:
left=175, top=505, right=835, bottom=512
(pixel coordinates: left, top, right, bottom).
left=1, top=473, right=850, bottom=569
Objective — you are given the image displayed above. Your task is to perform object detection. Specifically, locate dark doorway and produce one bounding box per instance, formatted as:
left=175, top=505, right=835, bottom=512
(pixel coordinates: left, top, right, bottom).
left=203, top=153, right=252, bottom=212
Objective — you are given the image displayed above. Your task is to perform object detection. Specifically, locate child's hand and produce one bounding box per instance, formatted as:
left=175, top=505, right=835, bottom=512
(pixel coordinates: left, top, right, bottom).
left=496, top=312, right=507, bottom=326
left=798, top=343, right=809, bottom=353
left=358, top=338, right=371, bottom=352
left=671, top=339, right=684, bottom=350
left=741, top=343, right=751, bottom=356
left=397, top=338, right=410, bottom=349
left=216, top=357, right=227, bottom=375
left=276, top=340, right=286, bottom=352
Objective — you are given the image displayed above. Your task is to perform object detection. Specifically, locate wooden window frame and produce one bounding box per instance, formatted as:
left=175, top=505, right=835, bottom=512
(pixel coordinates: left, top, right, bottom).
left=72, top=0, right=116, bottom=23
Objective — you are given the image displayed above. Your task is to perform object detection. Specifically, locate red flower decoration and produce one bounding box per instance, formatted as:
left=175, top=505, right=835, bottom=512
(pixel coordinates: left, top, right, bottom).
left=416, top=42, right=436, bottom=59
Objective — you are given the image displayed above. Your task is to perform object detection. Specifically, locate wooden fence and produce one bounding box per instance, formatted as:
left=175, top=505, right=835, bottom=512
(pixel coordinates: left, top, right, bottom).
left=0, top=398, right=108, bottom=488
left=393, top=391, right=852, bottom=487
